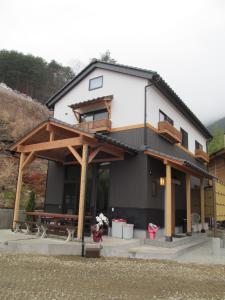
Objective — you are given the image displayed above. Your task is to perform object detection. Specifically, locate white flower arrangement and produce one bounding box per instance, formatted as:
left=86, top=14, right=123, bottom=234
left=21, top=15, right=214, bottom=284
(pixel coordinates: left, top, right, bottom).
left=95, top=213, right=109, bottom=231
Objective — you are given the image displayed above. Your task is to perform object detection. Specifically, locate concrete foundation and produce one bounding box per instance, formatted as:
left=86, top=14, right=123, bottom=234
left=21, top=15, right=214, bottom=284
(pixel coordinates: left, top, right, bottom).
left=1, top=230, right=224, bottom=264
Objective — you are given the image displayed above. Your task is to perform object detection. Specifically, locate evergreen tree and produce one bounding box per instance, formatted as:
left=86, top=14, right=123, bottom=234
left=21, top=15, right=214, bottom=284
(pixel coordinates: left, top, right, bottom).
left=25, top=191, right=36, bottom=221
left=0, top=50, right=75, bottom=103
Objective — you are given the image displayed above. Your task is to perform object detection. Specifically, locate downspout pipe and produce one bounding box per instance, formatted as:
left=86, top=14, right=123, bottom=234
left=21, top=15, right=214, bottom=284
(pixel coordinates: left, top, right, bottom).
left=144, top=81, right=154, bottom=148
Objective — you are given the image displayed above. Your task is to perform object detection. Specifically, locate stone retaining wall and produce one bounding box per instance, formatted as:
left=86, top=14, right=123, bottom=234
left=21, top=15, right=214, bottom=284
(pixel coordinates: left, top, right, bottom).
left=0, top=209, right=25, bottom=229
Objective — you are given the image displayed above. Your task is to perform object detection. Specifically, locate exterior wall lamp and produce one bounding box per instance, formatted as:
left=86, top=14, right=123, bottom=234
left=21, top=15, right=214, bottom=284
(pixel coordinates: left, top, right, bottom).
left=160, top=177, right=166, bottom=186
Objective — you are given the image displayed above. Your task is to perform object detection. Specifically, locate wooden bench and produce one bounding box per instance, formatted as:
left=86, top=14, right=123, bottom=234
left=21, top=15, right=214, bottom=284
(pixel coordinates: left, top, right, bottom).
left=41, top=223, right=77, bottom=242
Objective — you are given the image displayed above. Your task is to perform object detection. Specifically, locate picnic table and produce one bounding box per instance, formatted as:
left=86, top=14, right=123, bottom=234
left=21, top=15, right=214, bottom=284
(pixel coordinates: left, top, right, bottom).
left=15, top=211, right=93, bottom=241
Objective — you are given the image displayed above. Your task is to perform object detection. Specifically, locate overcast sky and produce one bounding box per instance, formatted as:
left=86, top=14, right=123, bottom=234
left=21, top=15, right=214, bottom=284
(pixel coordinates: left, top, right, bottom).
left=1, top=0, right=225, bottom=125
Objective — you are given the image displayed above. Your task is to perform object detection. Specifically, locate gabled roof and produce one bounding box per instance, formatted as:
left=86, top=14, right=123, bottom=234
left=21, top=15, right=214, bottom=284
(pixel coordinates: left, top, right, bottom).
left=46, top=60, right=212, bottom=139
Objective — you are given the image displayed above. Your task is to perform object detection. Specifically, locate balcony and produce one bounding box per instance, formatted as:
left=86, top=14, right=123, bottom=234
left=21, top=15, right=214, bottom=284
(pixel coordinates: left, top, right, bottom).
left=195, top=149, right=209, bottom=163
left=75, top=119, right=112, bottom=133
left=158, top=121, right=182, bottom=144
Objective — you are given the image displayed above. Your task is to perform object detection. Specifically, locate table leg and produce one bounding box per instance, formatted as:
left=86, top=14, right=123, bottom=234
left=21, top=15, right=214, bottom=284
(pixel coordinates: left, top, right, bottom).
left=25, top=223, right=32, bottom=235
left=66, top=227, right=75, bottom=242
left=14, top=223, right=23, bottom=233
left=36, top=224, right=42, bottom=236
left=41, top=225, right=48, bottom=238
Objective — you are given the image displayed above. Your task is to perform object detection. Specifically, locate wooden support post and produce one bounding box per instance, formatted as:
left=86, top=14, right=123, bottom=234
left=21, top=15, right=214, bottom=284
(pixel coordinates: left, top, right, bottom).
left=200, top=178, right=205, bottom=233
left=212, top=178, right=217, bottom=237
left=186, top=173, right=192, bottom=235
left=13, top=153, right=26, bottom=230
left=165, top=163, right=172, bottom=241
left=77, top=144, right=89, bottom=240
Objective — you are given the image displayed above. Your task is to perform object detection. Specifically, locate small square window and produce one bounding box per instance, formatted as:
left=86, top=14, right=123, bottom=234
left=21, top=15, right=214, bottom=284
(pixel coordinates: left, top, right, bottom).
left=195, top=141, right=203, bottom=150
left=89, top=76, right=103, bottom=90
left=159, top=110, right=174, bottom=125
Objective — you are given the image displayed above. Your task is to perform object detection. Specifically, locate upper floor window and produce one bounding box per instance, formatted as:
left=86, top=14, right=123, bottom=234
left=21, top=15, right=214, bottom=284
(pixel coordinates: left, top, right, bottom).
left=195, top=140, right=203, bottom=151
left=180, top=128, right=188, bottom=149
left=89, top=76, right=103, bottom=91
left=80, top=109, right=108, bottom=123
left=159, top=110, right=174, bottom=125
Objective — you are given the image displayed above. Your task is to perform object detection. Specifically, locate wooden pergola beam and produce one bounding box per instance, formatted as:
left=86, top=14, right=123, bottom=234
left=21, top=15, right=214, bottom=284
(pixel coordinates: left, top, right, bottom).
left=88, top=147, right=101, bottom=163
left=99, top=145, right=123, bottom=158
left=68, top=146, right=82, bottom=165
left=64, top=156, right=124, bottom=165
left=17, top=137, right=82, bottom=153
left=22, top=151, right=36, bottom=170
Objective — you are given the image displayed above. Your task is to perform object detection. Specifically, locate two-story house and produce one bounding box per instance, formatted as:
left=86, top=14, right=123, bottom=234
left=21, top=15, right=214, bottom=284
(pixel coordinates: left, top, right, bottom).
left=11, top=60, right=213, bottom=241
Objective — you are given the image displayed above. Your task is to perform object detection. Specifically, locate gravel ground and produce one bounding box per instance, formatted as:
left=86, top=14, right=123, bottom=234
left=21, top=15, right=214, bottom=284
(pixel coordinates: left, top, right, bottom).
left=0, top=254, right=225, bottom=300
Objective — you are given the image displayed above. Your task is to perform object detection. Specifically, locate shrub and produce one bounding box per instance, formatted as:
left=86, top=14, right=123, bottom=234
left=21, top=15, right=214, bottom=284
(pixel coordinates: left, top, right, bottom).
left=25, top=191, right=36, bottom=221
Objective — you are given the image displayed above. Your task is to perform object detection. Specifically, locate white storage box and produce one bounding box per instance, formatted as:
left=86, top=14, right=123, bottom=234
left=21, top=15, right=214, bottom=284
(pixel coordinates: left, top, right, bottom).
left=112, top=219, right=127, bottom=238
left=123, top=224, right=134, bottom=240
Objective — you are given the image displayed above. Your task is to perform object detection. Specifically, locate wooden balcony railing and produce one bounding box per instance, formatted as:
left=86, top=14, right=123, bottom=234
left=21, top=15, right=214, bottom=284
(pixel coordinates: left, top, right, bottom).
left=158, top=121, right=182, bottom=144
left=195, top=149, right=209, bottom=163
left=75, top=119, right=111, bottom=133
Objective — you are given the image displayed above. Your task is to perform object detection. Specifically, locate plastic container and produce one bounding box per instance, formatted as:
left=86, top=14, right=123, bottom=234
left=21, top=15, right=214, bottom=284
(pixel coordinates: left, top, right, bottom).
left=112, top=219, right=127, bottom=238
left=147, top=223, right=159, bottom=240
left=123, top=224, right=134, bottom=240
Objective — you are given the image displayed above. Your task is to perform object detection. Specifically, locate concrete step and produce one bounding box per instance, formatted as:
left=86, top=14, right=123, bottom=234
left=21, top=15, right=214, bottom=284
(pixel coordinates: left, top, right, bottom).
left=129, top=237, right=208, bottom=260
left=144, top=233, right=207, bottom=248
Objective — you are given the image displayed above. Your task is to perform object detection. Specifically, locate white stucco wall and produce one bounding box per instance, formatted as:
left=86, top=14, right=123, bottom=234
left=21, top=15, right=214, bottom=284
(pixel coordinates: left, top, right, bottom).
left=54, top=67, right=207, bottom=154
left=146, top=86, right=207, bottom=152
left=54, top=68, right=147, bottom=128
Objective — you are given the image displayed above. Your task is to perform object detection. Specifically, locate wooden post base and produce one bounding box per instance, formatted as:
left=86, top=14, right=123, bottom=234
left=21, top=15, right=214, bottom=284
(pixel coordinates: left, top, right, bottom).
left=165, top=236, right=173, bottom=242
left=186, top=232, right=192, bottom=236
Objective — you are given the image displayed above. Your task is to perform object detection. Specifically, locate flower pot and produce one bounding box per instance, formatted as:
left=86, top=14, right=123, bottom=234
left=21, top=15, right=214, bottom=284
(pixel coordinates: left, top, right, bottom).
left=92, top=229, right=103, bottom=243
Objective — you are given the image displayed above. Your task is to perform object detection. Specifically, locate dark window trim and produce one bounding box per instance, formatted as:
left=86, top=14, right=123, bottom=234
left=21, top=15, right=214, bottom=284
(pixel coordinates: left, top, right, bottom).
left=159, top=109, right=174, bottom=126
left=79, top=108, right=109, bottom=123
left=180, top=127, right=189, bottom=149
left=89, top=75, right=103, bottom=91
left=195, top=140, right=203, bottom=151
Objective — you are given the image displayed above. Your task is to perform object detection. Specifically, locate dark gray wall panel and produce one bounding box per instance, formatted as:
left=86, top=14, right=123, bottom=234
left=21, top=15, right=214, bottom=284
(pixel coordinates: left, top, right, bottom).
left=146, top=128, right=206, bottom=169
left=109, top=127, right=206, bottom=169
left=44, top=161, right=64, bottom=213
left=109, top=153, right=148, bottom=209
left=108, top=207, right=186, bottom=229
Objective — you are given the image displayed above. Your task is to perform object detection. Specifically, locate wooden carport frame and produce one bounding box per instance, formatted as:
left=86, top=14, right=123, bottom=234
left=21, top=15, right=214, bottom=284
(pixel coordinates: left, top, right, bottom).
left=10, top=118, right=135, bottom=239
left=144, top=149, right=212, bottom=242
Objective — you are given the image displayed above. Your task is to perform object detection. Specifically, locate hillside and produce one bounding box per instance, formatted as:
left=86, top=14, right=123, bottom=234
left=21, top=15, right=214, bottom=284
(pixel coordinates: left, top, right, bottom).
left=208, top=117, right=225, bottom=134
left=0, top=85, right=49, bottom=209
left=0, top=50, right=75, bottom=103
left=207, top=117, right=225, bottom=155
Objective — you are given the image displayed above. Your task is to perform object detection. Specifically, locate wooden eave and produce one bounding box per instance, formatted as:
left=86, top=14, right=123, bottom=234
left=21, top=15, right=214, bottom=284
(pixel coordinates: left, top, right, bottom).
left=144, top=149, right=212, bottom=179
left=69, top=95, right=113, bottom=111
